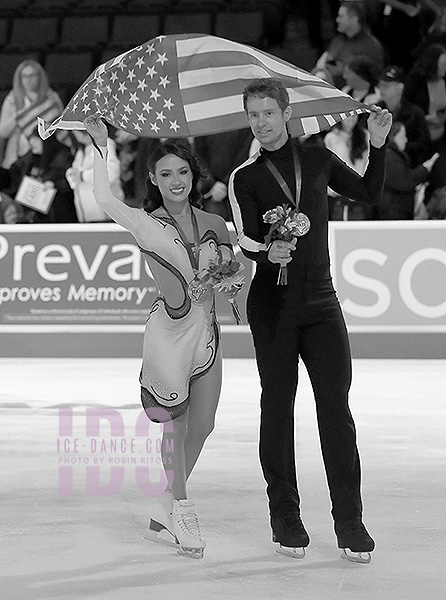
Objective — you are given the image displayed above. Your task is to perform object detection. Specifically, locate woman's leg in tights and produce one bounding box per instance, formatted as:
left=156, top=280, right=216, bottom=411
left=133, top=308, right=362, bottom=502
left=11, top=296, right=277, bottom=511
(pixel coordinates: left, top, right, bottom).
left=185, top=347, right=222, bottom=479
left=163, top=411, right=187, bottom=500
left=161, top=348, right=222, bottom=499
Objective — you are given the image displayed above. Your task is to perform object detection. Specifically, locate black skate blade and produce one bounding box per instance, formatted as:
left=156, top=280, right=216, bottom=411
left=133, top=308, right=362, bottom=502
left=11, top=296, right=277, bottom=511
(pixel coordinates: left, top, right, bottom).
left=341, top=549, right=372, bottom=564
left=144, top=519, right=179, bottom=549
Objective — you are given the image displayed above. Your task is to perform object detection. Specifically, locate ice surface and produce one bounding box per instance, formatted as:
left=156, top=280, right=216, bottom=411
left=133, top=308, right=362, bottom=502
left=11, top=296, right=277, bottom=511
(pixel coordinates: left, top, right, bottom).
left=0, top=358, right=445, bottom=600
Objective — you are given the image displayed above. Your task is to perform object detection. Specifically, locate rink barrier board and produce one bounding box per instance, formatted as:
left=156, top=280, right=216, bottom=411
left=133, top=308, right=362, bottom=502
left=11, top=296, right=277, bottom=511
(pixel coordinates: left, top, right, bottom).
left=1, top=221, right=445, bottom=358
left=0, top=328, right=445, bottom=359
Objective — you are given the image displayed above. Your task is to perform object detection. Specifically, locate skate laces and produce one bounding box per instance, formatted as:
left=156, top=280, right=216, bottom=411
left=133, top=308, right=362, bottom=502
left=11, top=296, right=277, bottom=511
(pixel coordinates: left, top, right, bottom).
left=177, top=511, right=201, bottom=537
left=280, top=514, right=305, bottom=530
left=339, top=519, right=366, bottom=535
left=174, top=501, right=203, bottom=539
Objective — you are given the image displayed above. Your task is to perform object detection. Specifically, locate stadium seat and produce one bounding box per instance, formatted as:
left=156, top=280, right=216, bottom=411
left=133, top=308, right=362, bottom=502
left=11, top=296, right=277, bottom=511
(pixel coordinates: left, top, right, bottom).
left=44, top=50, right=94, bottom=91
left=0, top=18, right=10, bottom=48
left=107, top=14, right=161, bottom=50
left=215, top=10, right=265, bottom=47
left=224, top=0, right=286, bottom=47
left=175, top=0, right=225, bottom=10
left=73, top=0, right=125, bottom=15
left=0, top=0, right=31, bottom=18
left=6, top=17, right=59, bottom=51
left=23, top=0, right=77, bottom=17
left=123, top=0, right=173, bottom=13
left=58, top=15, right=109, bottom=50
left=164, top=12, right=213, bottom=35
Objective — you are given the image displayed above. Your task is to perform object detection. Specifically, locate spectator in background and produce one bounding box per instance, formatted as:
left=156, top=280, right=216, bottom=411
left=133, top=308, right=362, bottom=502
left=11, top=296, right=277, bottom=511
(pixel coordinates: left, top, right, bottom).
left=379, top=120, right=439, bottom=219
left=404, top=44, right=446, bottom=202
left=342, top=54, right=381, bottom=104
left=0, top=167, right=23, bottom=224
left=313, top=1, right=384, bottom=88
left=0, top=60, right=63, bottom=175
left=7, top=131, right=78, bottom=224
left=373, top=1, right=425, bottom=72
left=412, top=3, right=446, bottom=57
left=377, top=65, right=431, bottom=168
left=300, top=0, right=340, bottom=54
left=66, top=128, right=123, bottom=223
left=324, top=113, right=371, bottom=219
left=194, top=129, right=253, bottom=221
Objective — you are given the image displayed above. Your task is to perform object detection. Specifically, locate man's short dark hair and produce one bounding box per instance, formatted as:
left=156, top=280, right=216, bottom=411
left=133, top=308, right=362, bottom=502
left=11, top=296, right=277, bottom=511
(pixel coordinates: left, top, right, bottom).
left=242, top=78, right=290, bottom=114
left=341, top=0, right=366, bottom=27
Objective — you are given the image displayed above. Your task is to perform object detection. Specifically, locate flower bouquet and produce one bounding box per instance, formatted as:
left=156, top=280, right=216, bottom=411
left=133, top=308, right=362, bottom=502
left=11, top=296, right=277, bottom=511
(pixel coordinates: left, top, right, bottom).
left=263, top=204, right=305, bottom=285
left=195, top=249, right=245, bottom=324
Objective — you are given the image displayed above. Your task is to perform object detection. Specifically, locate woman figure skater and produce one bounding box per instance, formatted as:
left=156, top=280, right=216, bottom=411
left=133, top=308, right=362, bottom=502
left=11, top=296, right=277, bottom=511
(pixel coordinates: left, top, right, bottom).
left=85, top=115, right=235, bottom=559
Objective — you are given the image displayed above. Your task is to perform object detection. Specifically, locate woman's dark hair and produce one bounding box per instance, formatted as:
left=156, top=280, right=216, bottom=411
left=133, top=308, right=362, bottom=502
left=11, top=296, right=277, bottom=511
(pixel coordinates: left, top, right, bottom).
left=143, top=140, right=205, bottom=213
left=412, top=44, right=446, bottom=82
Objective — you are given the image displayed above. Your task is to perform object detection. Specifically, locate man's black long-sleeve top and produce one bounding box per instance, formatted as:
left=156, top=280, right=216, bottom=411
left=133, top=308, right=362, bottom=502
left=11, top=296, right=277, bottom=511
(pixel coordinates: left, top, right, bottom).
left=228, top=136, right=386, bottom=277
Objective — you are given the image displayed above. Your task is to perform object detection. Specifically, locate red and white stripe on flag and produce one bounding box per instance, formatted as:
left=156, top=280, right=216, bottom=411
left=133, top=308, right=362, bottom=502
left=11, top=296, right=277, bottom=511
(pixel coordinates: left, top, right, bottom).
left=38, top=34, right=370, bottom=140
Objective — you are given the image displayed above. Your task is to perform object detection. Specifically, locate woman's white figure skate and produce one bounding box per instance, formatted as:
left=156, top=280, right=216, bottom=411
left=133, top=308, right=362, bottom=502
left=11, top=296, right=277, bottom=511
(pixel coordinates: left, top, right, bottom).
left=172, top=498, right=206, bottom=559
left=145, top=491, right=178, bottom=549
left=145, top=494, right=206, bottom=559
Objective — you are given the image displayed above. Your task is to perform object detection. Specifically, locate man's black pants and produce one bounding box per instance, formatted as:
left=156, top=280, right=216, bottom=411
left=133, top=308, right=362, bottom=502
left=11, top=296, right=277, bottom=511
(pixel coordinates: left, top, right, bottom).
left=247, top=266, right=363, bottom=523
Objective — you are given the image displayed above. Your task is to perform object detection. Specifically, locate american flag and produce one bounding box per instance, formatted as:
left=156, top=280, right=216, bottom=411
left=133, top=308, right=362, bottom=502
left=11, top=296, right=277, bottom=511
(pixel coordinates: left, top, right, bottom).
left=38, top=34, right=370, bottom=140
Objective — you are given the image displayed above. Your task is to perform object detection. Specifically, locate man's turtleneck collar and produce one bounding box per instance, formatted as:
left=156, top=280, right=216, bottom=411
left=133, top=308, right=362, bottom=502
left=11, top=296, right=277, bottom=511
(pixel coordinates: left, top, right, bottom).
left=261, top=135, right=293, bottom=160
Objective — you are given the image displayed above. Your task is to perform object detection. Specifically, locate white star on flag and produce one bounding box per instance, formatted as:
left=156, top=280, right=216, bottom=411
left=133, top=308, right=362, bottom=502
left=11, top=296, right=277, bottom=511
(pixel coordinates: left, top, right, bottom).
left=38, top=34, right=371, bottom=141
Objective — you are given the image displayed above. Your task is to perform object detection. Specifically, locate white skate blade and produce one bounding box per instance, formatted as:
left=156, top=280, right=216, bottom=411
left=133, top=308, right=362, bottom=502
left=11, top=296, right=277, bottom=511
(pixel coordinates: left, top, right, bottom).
left=177, top=546, right=205, bottom=560
left=340, top=549, right=372, bottom=564
left=144, top=520, right=178, bottom=550
left=275, top=544, right=306, bottom=559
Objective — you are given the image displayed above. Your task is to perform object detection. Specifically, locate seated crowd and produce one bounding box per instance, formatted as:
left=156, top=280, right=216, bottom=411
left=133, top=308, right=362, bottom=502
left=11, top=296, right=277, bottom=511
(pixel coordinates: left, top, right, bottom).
left=1, top=0, right=446, bottom=223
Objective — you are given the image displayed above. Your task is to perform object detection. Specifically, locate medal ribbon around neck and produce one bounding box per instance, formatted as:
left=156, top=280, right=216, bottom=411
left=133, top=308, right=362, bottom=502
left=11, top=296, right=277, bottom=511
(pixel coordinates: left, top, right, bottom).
left=263, top=144, right=311, bottom=236
left=163, top=204, right=201, bottom=272
left=163, top=204, right=209, bottom=304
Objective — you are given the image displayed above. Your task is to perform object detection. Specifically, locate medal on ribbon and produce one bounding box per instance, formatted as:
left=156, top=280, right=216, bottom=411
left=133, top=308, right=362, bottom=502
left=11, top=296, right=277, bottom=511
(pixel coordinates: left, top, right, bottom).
left=187, top=276, right=210, bottom=304
left=295, top=212, right=311, bottom=236
left=264, top=144, right=311, bottom=237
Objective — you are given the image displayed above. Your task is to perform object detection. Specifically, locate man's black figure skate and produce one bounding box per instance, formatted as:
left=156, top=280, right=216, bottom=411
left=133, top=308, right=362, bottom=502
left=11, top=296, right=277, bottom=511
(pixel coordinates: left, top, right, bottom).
left=271, top=514, right=310, bottom=559
left=335, top=518, right=375, bottom=563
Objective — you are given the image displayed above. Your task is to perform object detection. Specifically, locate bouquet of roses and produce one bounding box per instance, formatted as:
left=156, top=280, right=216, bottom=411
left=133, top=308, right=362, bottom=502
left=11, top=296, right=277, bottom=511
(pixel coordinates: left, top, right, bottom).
left=196, top=248, right=245, bottom=324
left=263, top=204, right=302, bottom=285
